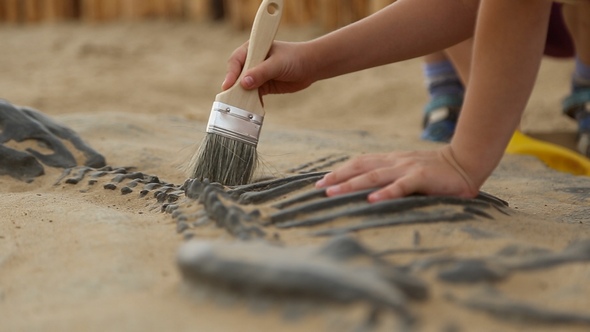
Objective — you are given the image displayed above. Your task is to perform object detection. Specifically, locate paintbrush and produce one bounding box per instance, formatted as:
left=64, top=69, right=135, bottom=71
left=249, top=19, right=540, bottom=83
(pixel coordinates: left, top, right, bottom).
left=190, top=0, right=283, bottom=186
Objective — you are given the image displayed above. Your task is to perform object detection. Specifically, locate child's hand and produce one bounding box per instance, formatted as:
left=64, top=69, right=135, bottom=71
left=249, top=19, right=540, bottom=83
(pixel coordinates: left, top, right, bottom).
left=315, top=146, right=480, bottom=202
left=222, top=41, right=317, bottom=96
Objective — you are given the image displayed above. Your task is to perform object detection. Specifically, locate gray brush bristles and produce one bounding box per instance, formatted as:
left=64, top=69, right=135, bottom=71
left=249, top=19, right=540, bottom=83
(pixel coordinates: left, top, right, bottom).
left=190, top=133, right=258, bottom=186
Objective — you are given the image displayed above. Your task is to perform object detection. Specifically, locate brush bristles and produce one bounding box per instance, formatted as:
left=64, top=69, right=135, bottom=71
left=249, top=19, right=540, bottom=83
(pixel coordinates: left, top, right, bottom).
left=190, top=133, right=258, bottom=186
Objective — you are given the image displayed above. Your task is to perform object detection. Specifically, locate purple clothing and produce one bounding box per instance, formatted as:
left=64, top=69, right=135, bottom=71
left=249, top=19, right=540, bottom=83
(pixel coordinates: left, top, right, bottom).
left=544, top=3, right=575, bottom=58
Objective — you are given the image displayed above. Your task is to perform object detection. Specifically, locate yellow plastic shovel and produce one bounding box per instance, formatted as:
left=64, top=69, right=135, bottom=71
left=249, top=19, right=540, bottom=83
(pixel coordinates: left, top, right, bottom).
left=506, top=130, right=590, bottom=176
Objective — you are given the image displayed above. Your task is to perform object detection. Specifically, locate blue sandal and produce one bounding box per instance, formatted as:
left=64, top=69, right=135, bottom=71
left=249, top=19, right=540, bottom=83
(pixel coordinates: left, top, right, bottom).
left=421, top=94, right=463, bottom=143
left=562, top=88, right=590, bottom=157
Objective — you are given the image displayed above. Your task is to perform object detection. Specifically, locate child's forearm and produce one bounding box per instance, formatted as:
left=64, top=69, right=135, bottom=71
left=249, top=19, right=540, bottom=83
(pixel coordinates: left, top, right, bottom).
left=450, top=0, right=553, bottom=187
left=304, top=0, right=479, bottom=81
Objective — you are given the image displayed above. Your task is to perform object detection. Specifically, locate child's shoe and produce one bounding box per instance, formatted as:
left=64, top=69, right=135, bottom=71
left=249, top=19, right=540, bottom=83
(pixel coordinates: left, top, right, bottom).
left=421, top=94, right=462, bottom=142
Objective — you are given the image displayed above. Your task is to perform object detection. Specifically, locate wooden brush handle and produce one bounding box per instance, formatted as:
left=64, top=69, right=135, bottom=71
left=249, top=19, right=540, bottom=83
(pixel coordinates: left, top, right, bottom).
left=215, top=0, right=283, bottom=117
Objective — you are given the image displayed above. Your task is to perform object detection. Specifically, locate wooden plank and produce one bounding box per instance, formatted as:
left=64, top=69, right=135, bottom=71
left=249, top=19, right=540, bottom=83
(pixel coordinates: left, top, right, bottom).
left=21, top=0, right=83, bottom=22
left=0, top=0, right=5, bottom=21
left=369, top=0, right=395, bottom=14
left=65, top=0, right=80, bottom=20
left=161, top=0, right=183, bottom=18
left=282, top=0, right=315, bottom=25
left=123, top=0, right=152, bottom=19
left=121, top=0, right=141, bottom=19
left=0, top=0, right=349, bottom=24
left=184, top=0, right=210, bottom=20
left=53, top=0, right=71, bottom=20
left=101, top=0, right=121, bottom=21
left=283, top=0, right=307, bottom=25
left=305, top=0, right=317, bottom=19
left=313, top=0, right=383, bottom=31
left=80, top=0, right=96, bottom=21
left=352, top=0, right=369, bottom=21
left=173, top=0, right=185, bottom=18
left=43, top=0, right=62, bottom=21
left=3, top=0, right=21, bottom=23
left=318, top=0, right=339, bottom=31
left=152, top=0, right=167, bottom=17
left=151, top=0, right=164, bottom=18
left=130, top=0, right=149, bottom=18
left=224, top=0, right=243, bottom=30
left=245, top=0, right=258, bottom=27
left=143, top=0, right=160, bottom=18
left=226, top=0, right=261, bottom=30
left=24, top=0, right=42, bottom=23
left=339, top=0, right=354, bottom=27
left=210, top=0, right=224, bottom=20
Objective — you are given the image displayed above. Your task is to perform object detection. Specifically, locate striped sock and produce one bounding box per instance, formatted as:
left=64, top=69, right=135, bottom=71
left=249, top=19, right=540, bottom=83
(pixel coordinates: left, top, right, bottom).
left=423, top=60, right=464, bottom=98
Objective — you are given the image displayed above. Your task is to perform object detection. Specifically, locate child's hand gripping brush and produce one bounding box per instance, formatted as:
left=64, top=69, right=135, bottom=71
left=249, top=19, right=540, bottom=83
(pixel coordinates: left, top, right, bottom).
left=190, top=0, right=283, bottom=185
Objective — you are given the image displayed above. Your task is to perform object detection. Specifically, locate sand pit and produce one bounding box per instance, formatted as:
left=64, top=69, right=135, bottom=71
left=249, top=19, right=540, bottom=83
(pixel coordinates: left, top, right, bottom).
left=0, top=21, right=589, bottom=331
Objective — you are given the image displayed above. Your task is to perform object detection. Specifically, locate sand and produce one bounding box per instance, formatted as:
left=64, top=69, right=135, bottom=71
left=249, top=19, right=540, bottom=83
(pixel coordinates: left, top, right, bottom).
left=0, top=21, right=589, bottom=332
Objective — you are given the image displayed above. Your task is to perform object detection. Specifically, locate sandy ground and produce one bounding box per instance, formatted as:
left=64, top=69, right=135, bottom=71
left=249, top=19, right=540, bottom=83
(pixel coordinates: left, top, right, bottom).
left=0, top=21, right=589, bottom=331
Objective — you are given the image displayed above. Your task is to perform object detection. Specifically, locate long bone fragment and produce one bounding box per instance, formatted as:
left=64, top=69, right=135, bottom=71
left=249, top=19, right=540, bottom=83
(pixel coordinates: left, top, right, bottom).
left=183, top=172, right=328, bottom=203
left=312, top=210, right=475, bottom=237
left=176, top=237, right=419, bottom=324
left=227, top=172, right=328, bottom=198
left=235, top=173, right=326, bottom=205
left=269, top=188, right=375, bottom=224
left=315, top=236, right=430, bottom=301
left=403, top=239, right=590, bottom=284
left=271, top=188, right=327, bottom=209
left=447, top=291, right=590, bottom=326
left=274, top=195, right=498, bottom=229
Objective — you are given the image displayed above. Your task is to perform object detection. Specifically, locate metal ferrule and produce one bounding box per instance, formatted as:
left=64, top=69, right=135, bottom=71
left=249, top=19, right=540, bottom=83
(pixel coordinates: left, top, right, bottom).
left=206, top=101, right=264, bottom=146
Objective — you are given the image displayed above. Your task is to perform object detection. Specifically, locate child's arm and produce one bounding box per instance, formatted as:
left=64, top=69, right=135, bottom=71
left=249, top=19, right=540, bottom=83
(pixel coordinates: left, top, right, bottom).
left=302, top=0, right=478, bottom=81
left=223, top=0, right=479, bottom=93
left=450, top=0, right=553, bottom=189
left=222, top=0, right=554, bottom=201
left=317, top=0, right=553, bottom=201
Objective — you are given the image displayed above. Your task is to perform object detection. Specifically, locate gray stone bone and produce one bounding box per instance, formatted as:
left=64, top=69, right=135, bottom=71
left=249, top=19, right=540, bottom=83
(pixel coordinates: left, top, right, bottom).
left=184, top=172, right=327, bottom=202
left=179, top=170, right=510, bottom=241
left=236, top=173, right=326, bottom=205
left=177, top=236, right=425, bottom=324
left=41, top=145, right=590, bottom=330
left=311, top=210, right=475, bottom=237
left=0, top=100, right=105, bottom=181
left=447, top=290, right=590, bottom=326
left=404, top=239, right=590, bottom=284
left=201, top=185, right=266, bottom=240
left=273, top=195, right=504, bottom=229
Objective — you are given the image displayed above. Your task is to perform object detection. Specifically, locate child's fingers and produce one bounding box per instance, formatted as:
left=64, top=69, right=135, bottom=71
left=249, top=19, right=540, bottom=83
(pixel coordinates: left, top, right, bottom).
left=240, top=62, right=274, bottom=90
left=367, top=176, right=419, bottom=202
left=324, top=167, right=396, bottom=196
left=316, top=154, right=390, bottom=188
left=241, top=51, right=287, bottom=90
left=221, top=72, right=237, bottom=90
left=223, top=43, right=249, bottom=90
left=315, top=149, right=479, bottom=201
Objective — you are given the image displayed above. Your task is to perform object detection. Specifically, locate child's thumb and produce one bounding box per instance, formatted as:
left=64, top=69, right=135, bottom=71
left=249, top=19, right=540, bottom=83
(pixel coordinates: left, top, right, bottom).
left=240, top=59, right=279, bottom=90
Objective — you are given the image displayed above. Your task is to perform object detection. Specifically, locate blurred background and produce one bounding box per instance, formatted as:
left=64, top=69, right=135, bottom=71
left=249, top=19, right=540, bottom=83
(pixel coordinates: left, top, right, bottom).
left=0, top=0, right=575, bottom=148
left=0, top=0, right=396, bottom=30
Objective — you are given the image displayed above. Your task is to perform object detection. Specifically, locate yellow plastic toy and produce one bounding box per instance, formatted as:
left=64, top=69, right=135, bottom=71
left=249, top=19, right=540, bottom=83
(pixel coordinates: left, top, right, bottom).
left=506, top=130, right=590, bottom=176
